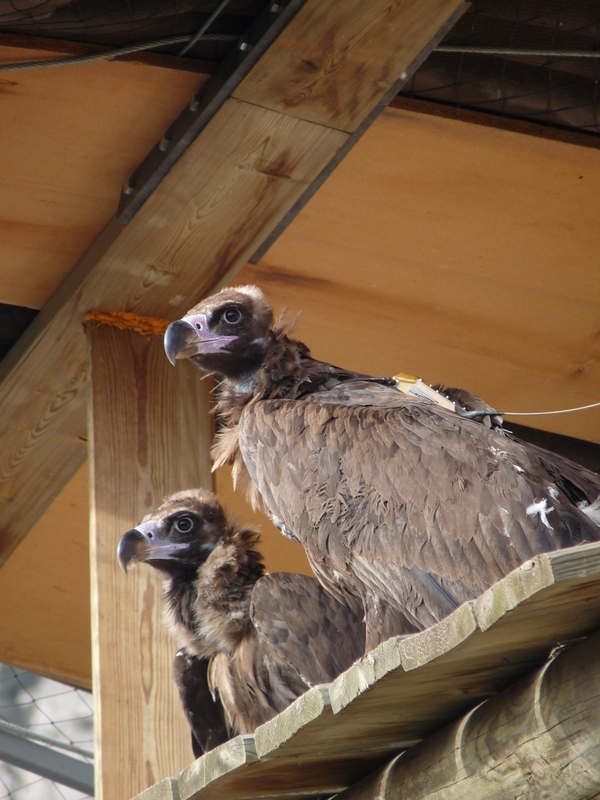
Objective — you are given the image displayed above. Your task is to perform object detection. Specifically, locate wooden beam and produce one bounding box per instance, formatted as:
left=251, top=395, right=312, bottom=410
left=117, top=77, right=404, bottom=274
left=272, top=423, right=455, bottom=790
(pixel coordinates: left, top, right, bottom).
left=233, top=0, right=464, bottom=131
left=337, top=629, right=600, bottom=800
left=0, top=0, right=464, bottom=565
left=87, top=323, right=213, bottom=800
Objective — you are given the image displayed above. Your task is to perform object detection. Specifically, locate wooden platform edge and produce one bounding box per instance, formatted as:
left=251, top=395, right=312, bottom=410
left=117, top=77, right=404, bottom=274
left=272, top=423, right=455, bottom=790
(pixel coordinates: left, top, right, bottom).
left=330, top=540, right=600, bottom=714
left=133, top=777, right=180, bottom=800
left=253, top=685, right=331, bottom=759
left=176, top=736, right=257, bottom=800
left=336, top=629, right=600, bottom=800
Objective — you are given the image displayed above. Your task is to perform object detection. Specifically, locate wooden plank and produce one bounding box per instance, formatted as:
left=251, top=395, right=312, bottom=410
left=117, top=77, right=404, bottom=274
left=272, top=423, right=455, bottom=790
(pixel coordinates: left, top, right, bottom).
left=0, top=0, right=464, bottom=564
left=0, top=465, right=91, bottom=688
left=176, top=724, right=382, bottom=800
left=87, top=324, right=213, bottom=800
left=148, top=542, right=600, bottom=800
left=234, top=0, right=463, bottom=131
left=0, top=41, right=209, bottom=310
left=0, top=103, right=346, bottom=568
left=134, top=778, right=180, bottom=800
left=337, top=629, right=600, bottom=800
left=178, top=736, right=257, bottom=800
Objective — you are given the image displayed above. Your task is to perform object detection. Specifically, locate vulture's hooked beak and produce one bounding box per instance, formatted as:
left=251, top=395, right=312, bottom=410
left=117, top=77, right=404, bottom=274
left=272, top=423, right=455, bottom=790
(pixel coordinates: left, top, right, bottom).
left=117, top=521, right=189, bottom=573
left=164, top=314, right=238, bottom=366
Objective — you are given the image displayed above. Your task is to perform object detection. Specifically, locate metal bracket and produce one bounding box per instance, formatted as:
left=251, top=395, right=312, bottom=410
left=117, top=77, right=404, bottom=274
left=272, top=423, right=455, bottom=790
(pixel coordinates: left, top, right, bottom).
left=117, top=0, right=307, bottom=223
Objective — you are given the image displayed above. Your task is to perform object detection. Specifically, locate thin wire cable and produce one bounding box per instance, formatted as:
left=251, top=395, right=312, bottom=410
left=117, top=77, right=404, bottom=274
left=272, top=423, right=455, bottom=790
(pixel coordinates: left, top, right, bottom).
left=458, top=400, right=600, bottom=421
left=435, top=45, right=600, bottom=57
left=0, top=33, right=238, bottom=73
left=0, top=720, right=93, bottom=760
left=501, top=401, right=600, bottom=417
left=178, top=0, right=235, bottom=56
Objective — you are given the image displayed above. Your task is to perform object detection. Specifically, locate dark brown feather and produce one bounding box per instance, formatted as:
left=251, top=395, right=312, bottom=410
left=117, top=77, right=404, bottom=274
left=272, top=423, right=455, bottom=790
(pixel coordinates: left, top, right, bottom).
left=120, top=488, right=365, bottom=746
left=172, top=649, right=228, bottom=758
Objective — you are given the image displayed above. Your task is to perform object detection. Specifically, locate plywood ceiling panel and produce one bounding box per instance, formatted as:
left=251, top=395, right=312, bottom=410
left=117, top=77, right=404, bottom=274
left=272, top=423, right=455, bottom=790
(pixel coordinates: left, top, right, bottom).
left=0, top=41, right=208, bottom=309
left=0, top=464, right=90, bottom=687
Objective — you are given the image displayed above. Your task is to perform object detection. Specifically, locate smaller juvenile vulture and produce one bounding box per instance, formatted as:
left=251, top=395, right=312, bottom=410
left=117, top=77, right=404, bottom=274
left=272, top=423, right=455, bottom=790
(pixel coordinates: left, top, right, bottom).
left=163, top=286, right=600, bottom=652
left=117, top=489, right=365, bottom=753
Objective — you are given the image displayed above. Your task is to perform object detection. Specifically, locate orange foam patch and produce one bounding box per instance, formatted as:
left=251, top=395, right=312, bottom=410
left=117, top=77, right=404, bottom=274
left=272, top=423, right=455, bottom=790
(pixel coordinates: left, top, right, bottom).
left=84, top=310, right=169, bottom=336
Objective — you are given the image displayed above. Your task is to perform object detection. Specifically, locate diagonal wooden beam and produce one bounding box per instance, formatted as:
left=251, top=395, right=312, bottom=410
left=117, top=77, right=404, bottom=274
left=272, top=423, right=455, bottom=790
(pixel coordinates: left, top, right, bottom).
left=0, top=0, right=466, bottom=567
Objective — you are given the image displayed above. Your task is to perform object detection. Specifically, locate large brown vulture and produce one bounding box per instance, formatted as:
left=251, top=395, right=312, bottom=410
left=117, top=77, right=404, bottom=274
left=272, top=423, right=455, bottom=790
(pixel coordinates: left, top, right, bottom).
left=163, top=286, right=600, bottom=651
left=117, top=489, right=365, bottom=753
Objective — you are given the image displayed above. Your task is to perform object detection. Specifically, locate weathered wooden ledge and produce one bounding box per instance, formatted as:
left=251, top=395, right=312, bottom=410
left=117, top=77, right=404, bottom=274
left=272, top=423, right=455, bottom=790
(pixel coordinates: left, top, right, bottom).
left=133, top=541, right=600, bottom=800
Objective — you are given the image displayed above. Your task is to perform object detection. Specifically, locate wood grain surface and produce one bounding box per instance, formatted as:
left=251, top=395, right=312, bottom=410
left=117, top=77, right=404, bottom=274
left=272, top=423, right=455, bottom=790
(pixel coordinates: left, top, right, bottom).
left=0, top=38, right=209, bottom=310
left=234, top=0, right=463, bottom=131
left=87, top=325, right=212, bottom=800
left=338, top=630, right=600, bottom=799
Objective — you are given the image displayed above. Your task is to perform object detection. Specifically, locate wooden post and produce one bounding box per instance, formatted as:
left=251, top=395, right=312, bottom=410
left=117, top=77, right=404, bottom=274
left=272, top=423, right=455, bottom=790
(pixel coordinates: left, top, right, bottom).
left=337, top=629, right=600, bottom=800
left=87, top=323, right=212, bottom=800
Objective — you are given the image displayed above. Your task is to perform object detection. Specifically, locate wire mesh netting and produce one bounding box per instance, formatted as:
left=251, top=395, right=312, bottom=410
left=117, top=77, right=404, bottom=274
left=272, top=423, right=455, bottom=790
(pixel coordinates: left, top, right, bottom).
left=402, top=0, right=600, bottom=135
left=0, top=0, right=598, bottom=133
left=0, top=664, right=93, bottom=800
left=0, top=0, right=268, bottom=60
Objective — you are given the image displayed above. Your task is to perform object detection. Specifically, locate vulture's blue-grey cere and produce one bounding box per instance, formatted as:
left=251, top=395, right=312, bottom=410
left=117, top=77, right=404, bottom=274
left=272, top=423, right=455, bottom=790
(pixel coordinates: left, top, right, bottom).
left=164, top=286, right=600, bottom=652
left=117, top=489, right=365, bottom=755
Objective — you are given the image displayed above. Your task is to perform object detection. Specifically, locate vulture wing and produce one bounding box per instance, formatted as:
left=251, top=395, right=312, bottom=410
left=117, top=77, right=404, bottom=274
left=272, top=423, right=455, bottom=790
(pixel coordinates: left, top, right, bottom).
left=250, top=573, right=365, bottom=686
left=239, top=383, right=600, bottom=640
left=172, top=649, right=229, bottom=758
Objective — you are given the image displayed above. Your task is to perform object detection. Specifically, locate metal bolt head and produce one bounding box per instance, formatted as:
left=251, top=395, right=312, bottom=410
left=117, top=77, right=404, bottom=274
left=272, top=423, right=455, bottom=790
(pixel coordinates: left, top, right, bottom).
left=189, top=98, right=200, bottom=113
left=123, top=179, right=134, bottom=196
left=159, top=136, right=171, bottom=152
left=239, top=40, right=248, bottom=51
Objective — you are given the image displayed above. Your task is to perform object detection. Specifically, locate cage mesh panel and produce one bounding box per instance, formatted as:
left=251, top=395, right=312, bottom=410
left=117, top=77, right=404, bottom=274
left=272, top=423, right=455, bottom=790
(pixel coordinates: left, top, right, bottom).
left=400, top=0, right=600, bottom=135
left=0, top=665, right=93, bottom=800
left=0, top=0, right=267, bottom=58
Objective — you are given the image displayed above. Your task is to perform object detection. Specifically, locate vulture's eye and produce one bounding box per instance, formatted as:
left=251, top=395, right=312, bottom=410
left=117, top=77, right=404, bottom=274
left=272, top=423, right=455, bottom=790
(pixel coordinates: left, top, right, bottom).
left=223, top=307, right=242, bottom=324
left=175, top=516, right=194, bottom=533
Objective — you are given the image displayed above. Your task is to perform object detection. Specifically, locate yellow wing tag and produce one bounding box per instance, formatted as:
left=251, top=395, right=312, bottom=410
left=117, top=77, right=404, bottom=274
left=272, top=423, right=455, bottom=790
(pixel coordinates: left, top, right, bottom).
left=393, top=373, right=457, bottom=412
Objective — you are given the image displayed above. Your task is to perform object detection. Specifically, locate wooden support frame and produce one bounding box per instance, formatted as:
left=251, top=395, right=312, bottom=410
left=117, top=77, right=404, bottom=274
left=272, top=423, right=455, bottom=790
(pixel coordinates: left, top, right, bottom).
left=130, top=540, right=600, bottom=800
left=338, top=629, right=600, bottom=800
left=0, top=0, right=465, bottom=567
left=87, top=323, right=212, bottom=800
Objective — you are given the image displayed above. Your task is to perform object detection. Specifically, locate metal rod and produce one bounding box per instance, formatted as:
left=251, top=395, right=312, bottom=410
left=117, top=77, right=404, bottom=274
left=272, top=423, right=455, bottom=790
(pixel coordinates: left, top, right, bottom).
left=0, top=33, right=238, bottom=73
left=178, top=0, right=235, bottom=56
left=0, top=719, right=93, bottom=759
left=0, top=728, right=94, bottom=795
left=435, top=45, right=600, bottom=57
